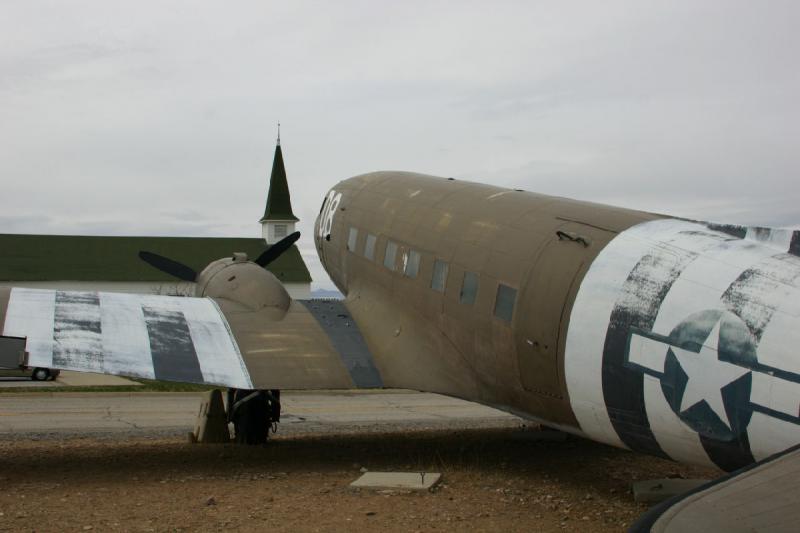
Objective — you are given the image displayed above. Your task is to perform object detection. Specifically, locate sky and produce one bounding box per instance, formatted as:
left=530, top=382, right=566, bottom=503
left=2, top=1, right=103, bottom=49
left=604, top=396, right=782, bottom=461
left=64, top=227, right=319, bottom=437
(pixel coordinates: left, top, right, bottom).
left=1, top=1, right=798, bottom=290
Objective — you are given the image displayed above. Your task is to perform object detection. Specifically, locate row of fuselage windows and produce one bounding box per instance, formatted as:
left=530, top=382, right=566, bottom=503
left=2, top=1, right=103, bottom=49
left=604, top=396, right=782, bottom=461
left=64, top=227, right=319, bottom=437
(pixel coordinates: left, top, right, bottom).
left=347, top=227, right=517, bottom=322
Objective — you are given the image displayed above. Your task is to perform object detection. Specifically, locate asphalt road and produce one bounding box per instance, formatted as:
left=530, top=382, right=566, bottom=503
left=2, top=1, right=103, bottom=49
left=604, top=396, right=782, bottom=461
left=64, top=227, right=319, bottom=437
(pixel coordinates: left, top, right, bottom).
left=0, top=390, right=521, bottom=438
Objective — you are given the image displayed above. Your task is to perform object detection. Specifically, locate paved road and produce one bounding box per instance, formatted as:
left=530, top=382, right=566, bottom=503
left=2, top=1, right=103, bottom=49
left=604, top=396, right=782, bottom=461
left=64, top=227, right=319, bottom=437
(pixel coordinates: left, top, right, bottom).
left=0, top=390, right=520, bottom=438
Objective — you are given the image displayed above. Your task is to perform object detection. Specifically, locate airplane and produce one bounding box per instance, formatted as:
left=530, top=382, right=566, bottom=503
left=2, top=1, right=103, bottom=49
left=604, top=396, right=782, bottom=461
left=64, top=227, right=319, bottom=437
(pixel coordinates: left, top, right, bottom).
left=0, top=171, right=798, bottom=473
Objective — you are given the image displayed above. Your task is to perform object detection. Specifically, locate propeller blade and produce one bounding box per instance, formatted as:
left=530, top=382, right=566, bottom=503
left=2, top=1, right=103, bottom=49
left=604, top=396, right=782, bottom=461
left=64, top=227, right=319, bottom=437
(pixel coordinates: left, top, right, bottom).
left=138, top=251, right=198, bottom=282
left=255, top=231, right=301, bottom=267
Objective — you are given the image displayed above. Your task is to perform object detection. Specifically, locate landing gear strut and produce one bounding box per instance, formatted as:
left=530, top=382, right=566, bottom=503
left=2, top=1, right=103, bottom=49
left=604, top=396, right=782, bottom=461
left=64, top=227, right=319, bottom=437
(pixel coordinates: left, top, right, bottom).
left=227, top=389, right=281, bottom=445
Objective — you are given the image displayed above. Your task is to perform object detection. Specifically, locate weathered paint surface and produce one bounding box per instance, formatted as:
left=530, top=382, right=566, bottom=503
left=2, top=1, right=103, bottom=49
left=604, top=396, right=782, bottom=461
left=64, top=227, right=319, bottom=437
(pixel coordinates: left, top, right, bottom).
left=314, top=172, right=660, bottom=429
left=310, top=172, right=800, bottom=471
left=565, top=219, right=800, bottom=470
left=2, top=288, right=252, bottom=389
left=299, top=300, right=383, bottom=388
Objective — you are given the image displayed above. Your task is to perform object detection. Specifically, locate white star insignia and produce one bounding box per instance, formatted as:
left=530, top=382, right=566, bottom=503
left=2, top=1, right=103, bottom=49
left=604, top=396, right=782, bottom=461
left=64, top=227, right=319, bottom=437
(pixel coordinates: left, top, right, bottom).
left=669, top=319, right=750, bottom=429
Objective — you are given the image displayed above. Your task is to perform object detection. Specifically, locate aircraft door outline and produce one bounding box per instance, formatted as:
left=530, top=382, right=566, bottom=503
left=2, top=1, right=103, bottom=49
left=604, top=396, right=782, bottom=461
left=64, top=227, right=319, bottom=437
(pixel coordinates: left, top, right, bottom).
left=516, top=222, right=615, bottom=398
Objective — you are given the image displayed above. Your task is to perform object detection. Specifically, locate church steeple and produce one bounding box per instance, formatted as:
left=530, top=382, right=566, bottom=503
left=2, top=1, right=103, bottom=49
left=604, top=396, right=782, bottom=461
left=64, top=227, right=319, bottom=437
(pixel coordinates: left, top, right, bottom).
left=260, top=125, right=299, bottom=244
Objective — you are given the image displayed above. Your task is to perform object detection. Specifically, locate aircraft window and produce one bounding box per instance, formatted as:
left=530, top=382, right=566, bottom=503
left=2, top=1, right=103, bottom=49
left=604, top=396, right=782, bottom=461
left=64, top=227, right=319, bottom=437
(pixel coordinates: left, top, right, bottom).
left=404, top=250, right=421, bottom=278
left=274, top=224, right=287, bottom=239
left=494, top=284, right=517, bottom=322
left=347, top=227, right=358, bottom=252
left=431, top=259, right=449, bottom=292
left=384, top=241, right=398, bottom=270
left=364, top=233, right=377, bottom=260
left=459, top=271, right=479, bottom=305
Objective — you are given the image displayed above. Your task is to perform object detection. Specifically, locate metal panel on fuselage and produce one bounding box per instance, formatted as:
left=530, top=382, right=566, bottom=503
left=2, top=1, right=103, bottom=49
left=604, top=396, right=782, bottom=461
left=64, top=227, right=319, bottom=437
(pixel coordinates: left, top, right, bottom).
left=515, top=221, right=618, bottom=398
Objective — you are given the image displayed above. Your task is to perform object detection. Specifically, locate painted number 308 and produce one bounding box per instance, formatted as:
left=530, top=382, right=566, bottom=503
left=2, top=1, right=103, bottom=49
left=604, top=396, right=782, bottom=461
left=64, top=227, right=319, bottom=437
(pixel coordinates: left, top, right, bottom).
left=318, top=190, right=342, bottom=238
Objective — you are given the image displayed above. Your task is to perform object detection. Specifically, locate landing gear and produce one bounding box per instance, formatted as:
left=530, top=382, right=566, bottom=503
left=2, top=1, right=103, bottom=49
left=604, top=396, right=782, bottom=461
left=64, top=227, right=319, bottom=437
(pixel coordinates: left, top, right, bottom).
left=227, top=389, right=281, bottom=445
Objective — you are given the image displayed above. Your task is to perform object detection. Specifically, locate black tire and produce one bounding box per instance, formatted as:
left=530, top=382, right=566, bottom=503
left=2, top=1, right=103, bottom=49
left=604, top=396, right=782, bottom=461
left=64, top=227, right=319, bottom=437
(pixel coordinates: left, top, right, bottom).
left=31, top=368, right=50, bottom=381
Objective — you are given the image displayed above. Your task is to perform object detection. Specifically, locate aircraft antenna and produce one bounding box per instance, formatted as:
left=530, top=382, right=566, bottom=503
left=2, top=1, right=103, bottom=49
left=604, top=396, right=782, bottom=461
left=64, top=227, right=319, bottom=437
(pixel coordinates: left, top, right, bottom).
left=276, top=121, right=281, bottom=146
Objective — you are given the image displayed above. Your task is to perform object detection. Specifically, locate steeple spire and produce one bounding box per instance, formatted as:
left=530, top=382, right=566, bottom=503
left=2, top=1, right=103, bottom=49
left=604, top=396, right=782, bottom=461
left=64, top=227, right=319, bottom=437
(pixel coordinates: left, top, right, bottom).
left=260, top=127, right=299, bottom=244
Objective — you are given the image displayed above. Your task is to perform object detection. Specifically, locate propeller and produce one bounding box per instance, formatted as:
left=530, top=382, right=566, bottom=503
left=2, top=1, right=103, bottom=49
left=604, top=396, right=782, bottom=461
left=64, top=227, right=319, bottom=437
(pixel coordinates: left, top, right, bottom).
left=138, top=231, right=301, bottom=281
left=254, top=231, right=301, bottom=267
left=138, top=251, right=198, bottom=282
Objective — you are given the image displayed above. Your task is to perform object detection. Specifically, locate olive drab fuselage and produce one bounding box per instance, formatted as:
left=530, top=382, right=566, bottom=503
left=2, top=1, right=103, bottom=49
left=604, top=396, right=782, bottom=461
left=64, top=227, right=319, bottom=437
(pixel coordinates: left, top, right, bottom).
left=314, top=171, right=800, bottom=472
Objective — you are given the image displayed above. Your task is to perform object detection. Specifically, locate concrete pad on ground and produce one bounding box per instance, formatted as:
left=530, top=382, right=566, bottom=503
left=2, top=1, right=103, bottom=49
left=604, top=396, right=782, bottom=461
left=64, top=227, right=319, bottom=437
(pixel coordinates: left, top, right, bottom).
left=351, top=472, right=442, bottom=491
left=633, top=478, right=710, bottom=503
left=56, top=371, right=142, bottom=387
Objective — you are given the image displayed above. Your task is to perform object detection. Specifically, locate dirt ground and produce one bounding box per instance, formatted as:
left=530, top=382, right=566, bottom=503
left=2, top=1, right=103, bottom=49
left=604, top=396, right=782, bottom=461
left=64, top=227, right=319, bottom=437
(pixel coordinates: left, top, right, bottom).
left=0, top=426, right=718, bottom=533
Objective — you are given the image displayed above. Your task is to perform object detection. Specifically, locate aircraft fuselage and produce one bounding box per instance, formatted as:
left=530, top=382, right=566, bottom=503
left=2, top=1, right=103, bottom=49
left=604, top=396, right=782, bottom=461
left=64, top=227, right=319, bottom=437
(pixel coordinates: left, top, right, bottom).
left=315, top=171, right=800, bottom=472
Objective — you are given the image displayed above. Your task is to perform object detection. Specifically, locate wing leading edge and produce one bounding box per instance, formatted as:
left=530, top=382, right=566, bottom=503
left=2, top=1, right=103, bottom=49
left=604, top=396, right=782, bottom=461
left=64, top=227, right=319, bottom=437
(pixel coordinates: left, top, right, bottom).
left=0, top=287, right=371, bottom=390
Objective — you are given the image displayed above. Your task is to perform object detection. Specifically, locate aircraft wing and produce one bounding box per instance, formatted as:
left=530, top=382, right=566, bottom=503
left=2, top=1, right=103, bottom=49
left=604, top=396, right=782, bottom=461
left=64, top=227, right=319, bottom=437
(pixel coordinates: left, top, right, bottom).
left=0, top=287, right=382, bottom=390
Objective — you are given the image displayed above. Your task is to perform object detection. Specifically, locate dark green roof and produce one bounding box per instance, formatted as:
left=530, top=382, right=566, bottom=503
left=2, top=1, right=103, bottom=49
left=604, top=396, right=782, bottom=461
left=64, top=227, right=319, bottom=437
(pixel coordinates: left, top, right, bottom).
left=260, top=144, right=299, bottom=222
left=0, top=234, right=311, bottom=283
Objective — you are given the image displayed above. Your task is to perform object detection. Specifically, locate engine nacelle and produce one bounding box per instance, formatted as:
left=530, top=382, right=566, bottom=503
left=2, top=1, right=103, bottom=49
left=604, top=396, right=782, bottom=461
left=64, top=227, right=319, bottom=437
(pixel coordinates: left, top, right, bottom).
left=195, top=252, right=291, bottom=313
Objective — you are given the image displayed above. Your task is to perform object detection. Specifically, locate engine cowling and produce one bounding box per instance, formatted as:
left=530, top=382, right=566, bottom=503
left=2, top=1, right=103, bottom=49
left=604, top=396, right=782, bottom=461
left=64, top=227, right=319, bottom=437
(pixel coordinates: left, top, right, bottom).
left=195, top=252, right=291, bottom=313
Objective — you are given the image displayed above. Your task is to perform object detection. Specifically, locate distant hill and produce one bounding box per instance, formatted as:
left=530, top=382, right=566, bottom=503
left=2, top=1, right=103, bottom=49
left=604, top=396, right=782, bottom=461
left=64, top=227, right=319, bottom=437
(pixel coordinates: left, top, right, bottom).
left=311, top=288, right=343, bottom=300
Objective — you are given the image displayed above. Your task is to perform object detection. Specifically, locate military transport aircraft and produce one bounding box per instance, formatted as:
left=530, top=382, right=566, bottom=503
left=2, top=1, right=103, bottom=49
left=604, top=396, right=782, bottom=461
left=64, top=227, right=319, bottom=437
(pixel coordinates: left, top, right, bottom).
left=0, top=171, right=798, bottom=473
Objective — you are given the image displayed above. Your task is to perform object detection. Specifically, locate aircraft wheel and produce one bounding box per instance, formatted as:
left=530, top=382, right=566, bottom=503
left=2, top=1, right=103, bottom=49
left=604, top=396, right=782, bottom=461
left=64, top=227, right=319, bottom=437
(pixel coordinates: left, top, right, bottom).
left=31, top=368, right=50, bottom=381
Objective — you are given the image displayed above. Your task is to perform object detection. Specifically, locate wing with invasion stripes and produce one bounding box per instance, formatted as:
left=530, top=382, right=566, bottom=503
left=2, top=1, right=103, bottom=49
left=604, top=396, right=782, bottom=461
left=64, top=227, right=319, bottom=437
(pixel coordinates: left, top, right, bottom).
left=0, top=287, right=383, bottom=390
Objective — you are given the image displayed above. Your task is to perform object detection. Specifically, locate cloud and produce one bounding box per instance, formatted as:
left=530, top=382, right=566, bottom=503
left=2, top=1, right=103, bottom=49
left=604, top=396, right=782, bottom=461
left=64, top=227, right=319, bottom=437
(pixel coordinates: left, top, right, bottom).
left=0, top=1, right=797, bottom=289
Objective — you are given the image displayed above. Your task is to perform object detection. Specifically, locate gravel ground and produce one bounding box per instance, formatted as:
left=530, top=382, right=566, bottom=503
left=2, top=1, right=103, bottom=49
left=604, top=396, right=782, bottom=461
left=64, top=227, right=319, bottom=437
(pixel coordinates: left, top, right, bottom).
left=0, top=423, right=719, bottom=532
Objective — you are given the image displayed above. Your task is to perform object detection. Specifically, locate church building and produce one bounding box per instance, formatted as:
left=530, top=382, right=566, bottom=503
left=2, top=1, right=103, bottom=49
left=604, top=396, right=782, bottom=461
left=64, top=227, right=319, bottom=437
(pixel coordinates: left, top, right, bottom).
left=0, top=139, right=312, bottom=299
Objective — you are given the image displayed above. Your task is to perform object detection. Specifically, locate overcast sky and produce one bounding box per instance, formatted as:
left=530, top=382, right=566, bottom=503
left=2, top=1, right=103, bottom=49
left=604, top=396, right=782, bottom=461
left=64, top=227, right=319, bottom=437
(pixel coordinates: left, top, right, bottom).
left=1, top=1, right=797, bottom=289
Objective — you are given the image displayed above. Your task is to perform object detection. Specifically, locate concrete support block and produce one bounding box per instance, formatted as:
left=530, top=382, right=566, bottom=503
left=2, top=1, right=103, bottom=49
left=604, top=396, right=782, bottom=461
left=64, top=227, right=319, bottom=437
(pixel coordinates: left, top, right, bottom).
left=192, top=389, right=230, bottom=444
left=350, top=472, right=442, bottom=491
